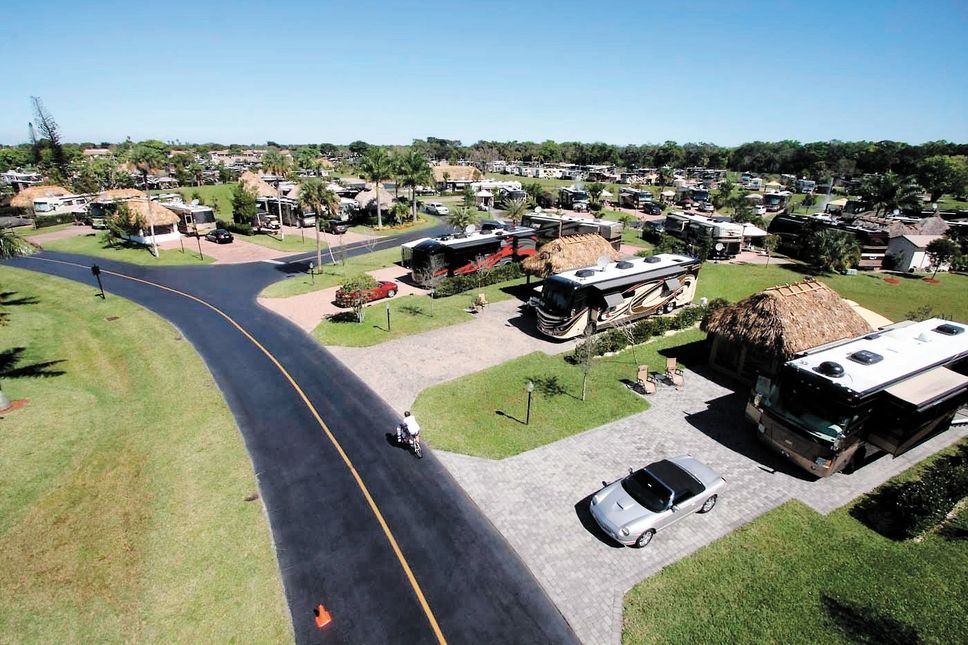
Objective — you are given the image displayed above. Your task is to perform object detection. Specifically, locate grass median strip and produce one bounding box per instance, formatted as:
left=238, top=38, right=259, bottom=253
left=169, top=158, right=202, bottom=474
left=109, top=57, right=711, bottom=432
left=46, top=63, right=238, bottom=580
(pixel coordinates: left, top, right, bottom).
left=260, top=247, right=402, bottom=298
left=623, top=442, right=968, bottom=644
left=39, top=233, right=215, bottom=265
left=413, top=329, right=705, bottom=459
left=0, top=266, right=289, bottom=641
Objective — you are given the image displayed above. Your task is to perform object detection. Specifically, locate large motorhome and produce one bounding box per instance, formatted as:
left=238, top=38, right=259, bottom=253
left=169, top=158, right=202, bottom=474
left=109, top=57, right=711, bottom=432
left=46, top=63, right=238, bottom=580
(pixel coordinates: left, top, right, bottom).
left=558, top=186, right=590, bottom=209
left=409, top=226, right=537, bottom=285
left=762, top=191, right=791, bottom=212
left=535, top=254, right=701, bottom=339
left=521, top=212, right=623, bottom=250
left=746, top=318, right=968, bottom=477
left=165, top=201, right=218, bottom=235
left=663, top=212, right=743, bottom=259
left=619, top=188, right=655, bottom=209
left=258, top=196, right=316, bottom=228
left=674, top=186, right=710, bottom=204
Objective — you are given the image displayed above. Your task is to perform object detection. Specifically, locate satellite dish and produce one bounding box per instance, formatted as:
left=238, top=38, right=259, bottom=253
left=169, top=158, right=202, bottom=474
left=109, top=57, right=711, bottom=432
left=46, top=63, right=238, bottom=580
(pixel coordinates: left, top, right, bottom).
left=190, top=199, right=200, bottom=206
left=534, top=206, right=542, bottom=214
left=715, top=242, right=725, bottom=251
left=464, top=224, right=476, bottom=235
left=596, top=255, right=610, bottom=271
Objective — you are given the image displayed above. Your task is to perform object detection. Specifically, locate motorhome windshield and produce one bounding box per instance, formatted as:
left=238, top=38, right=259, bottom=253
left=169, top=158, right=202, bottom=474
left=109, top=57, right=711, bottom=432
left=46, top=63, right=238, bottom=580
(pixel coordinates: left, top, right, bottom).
left=691, top=189, right=709, bottom=201
left=762, top=373, right=865, bottom=443
left=193, top=208, right=215, bottom=224
left=539, top=278, right=575, bottom=316
left=411, top=243, right=446, bottom=282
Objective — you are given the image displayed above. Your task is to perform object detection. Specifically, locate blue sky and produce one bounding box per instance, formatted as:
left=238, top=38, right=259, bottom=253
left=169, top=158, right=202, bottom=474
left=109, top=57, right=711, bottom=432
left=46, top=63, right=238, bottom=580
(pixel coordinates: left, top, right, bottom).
left=1, top=0, right=965, bottom=146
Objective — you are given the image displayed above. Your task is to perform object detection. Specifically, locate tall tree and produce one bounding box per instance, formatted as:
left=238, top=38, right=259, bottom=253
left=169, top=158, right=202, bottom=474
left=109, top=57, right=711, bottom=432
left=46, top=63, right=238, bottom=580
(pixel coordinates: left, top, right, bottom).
left=811, top=229, right=861, bottom=273
left=231, top=183, right=258, bottom=225
left=860, top=172, right=922, bottom=215
left=0, top=230, right=33, bottom=259
left=917, top=155, right=968, bottom=202
left=298, top=178, right=340, bottom=269
left=501, top=196, right=529, bottom=226
left=359, top=147, right=393, bottom=228
left=261, top=150, right=292, bottom=177
left=397, top=149, right=432, bottom=222
left=30, top=97, right=68, bottom=177
left=925, top=238, right=959, bottom=278
left=127, top=141, right=167, bottom=193
left=447, top=206, right=478, bottom=233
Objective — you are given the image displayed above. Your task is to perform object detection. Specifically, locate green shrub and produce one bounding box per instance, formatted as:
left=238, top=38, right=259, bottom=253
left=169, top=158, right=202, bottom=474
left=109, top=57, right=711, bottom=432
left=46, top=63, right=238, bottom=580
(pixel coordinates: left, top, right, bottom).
left=850, top=443, right=968, bottom=540
left=433, top=262, right=523, bottom=298
left=220, top=220, right=253, bottom=236
left=33, top=213, right=78, bottom=228
left=571, top=303, right=708, bottom=361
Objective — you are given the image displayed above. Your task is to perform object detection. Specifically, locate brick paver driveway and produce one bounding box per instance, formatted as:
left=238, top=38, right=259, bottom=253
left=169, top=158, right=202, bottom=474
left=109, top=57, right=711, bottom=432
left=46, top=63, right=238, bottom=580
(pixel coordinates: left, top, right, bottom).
left=436, top=368, right=968, bottom=645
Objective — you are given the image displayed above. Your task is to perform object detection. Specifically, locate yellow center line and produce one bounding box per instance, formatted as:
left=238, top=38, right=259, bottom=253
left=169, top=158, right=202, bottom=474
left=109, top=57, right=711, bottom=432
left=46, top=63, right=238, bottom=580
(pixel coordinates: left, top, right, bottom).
left=26, top=255, right=447, bottom=645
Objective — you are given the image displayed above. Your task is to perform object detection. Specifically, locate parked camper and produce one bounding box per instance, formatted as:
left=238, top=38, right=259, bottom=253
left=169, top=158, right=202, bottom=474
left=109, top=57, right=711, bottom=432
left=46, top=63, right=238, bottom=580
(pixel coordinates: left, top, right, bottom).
left=796, top=178, right=817, bottom=193
left=559, top=186, right=590, bottom=209
left=535, top=254, right=701, bottom=340
left=165, top=201, right=218, bottom=235
left=409, top=227, right=537, bottom=285
left=619, top=188, right=655, bottom=210
left=747, top=318, right=968, bottom=477
left=521, top=212, right=623, bottom=250
left=663, top=212, right=743, bottom=259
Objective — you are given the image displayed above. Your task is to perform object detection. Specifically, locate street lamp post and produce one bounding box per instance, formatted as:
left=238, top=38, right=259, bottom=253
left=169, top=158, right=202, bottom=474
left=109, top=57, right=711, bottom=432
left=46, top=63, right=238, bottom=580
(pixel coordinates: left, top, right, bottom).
left=386, top=301, right=391, bottom=332
left=308, top=261, right=315, bottom=285
left=525, top=380, right=534, bottom=425
left=91, top=264, right=105, bottom=299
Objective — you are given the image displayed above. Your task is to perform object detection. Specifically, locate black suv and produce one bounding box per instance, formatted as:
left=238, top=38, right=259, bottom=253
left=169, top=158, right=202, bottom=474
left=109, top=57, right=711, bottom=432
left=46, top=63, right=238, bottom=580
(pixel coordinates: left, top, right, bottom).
left=324, top=220, right=349, bottom=234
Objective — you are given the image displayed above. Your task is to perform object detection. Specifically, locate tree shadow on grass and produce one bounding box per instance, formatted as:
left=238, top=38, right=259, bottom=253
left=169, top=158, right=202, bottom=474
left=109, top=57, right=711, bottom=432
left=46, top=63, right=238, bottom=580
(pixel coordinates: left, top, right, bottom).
left=399, top=303, right=428, bottom=317
left=0, top=347, right=66, bottom=380
left=327, top=311, right=360, bottom=324
left=821, top=593, right=922, bottom=644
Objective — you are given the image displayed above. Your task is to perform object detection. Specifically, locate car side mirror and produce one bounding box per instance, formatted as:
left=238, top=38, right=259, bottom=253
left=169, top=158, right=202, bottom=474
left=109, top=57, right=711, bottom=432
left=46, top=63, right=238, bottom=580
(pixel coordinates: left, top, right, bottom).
left=671, top=504, right=680, bottom=512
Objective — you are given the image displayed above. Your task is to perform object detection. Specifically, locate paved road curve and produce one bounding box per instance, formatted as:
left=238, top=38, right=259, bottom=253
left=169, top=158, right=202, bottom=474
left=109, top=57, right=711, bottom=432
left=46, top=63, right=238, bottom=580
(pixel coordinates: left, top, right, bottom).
left=8, top=247, right=578, bottom=645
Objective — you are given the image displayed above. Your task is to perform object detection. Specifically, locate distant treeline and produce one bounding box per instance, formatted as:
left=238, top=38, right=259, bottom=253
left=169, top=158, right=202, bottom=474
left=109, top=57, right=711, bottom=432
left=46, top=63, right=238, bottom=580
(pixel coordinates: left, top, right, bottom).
left=3, top=136, right=967, bottom=182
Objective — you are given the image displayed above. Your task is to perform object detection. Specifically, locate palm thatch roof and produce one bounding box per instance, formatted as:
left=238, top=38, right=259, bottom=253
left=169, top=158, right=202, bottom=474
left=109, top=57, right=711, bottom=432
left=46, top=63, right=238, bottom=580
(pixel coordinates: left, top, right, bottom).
left=702, top=280, right=872, bottom=358
left=239, top=171, right=279, bottom=198
left=888, top=214, right=949, bottom=239
left=10, top=185, right=71, bottom=208
left=354, top=185, right=396, bottom=210
left=432, top=164, right=481, bottom=183
left=114, top=199, right=180, bottom=227
left=95, top=188, right=145, bottom=203
left=521, top=234, right=622, bottom=278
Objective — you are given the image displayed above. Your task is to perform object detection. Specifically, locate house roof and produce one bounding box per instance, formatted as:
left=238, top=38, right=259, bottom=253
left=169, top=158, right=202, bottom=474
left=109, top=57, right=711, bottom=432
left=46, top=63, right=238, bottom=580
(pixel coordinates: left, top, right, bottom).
left=888, top=214, right=949, bottom=239
left=239, top=171, right=279, bottom=198
left=354, top=185, right=395, bottom=209
left=432, top=164, right=481, bottom=183
left=702, top=280, right=873, bottom=359
left=899, top=234, right=944, bottom=249
left=521, top=233, right=622, bottom=278
left=9, top=185, right=72, bottom=208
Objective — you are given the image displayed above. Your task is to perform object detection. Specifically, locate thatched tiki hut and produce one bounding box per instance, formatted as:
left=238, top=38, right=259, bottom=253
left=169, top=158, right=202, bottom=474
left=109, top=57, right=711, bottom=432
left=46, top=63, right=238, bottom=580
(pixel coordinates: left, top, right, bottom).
left=354, top=185, right=396, bottom=213
left=111, top=199, right=181, bottom=250
left=9, top=185, right=71, bottom=214
left=521, top=233, right=622, bottom=278
left=702, top=280, right=873, bottom=382
left=239, top=171, right=279, bottom=198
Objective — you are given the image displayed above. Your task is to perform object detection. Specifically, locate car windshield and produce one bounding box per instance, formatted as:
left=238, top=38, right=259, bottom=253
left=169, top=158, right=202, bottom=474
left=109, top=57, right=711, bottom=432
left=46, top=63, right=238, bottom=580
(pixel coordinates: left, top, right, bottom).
left=621, top=469, right=672, bottom=513
left=539, top=278, right=574, bottom=316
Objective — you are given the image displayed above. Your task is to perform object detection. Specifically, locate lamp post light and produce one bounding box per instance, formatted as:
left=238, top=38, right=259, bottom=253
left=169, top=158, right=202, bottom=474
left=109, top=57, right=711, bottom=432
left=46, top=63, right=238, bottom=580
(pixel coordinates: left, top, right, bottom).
left=525, top=380, right=534, bottom=425
left=91, top=264, right=105, bottom=299
left=386, top=301, right=391, bottom=332
left=308, top=261, right=315, bottom=285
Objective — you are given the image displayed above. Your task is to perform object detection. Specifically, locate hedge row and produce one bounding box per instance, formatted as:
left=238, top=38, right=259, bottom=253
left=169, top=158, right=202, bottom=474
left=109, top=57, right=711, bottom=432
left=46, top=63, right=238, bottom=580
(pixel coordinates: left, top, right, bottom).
left=218, top=219, right=253, bottom=236
left=433, top=262, right=524, bottom=298
left=34, top=213, right=78, bottom=228
left=850, top=442, right=968, bottom=540
left=571, top=297, right=727, bottom=360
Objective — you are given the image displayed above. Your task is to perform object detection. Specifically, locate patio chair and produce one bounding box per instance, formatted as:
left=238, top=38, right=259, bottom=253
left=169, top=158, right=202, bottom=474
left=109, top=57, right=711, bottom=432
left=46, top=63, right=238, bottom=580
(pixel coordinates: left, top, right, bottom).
left=665, top=357, right=685, bottom=389
left=636, top=365, right=657, bottom=395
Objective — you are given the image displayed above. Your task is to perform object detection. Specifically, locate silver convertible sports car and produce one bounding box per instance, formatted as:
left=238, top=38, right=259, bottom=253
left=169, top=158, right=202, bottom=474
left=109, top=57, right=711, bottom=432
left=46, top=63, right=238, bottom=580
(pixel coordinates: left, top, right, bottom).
left=589, top=456, right=726, bottom=547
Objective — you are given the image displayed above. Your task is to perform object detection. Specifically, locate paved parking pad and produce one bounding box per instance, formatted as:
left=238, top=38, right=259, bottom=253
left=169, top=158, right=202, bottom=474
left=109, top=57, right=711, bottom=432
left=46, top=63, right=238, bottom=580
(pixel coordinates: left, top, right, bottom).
left=436, top=368, right=967, bottom=645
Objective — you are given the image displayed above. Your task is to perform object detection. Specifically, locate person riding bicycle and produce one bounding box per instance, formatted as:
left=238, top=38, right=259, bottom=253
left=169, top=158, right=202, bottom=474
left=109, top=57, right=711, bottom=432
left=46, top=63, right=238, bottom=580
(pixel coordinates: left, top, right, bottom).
left=397, top=411, right=420, bottom=444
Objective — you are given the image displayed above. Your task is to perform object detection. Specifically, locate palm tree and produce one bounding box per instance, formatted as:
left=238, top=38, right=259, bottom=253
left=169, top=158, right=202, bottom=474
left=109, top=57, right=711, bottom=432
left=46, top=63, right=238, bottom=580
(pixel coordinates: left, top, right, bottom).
left=861, top=172, right=921, bottom=216
left=0, top=230, right=33, bottom=259
left=501, top=196, right=529, bottom=226
left=398, top=150, right=432, bottom=221
left=448, top=206, right=478, bottom=233
left=814, top=229, right=861, bottom=273
left=586, top=181, right=606, bottom=203
left=188, top=161, right=204, bottom=187
left=359, top=147, right=393, bottom=228
left=298, top=178, right=340, bottom=269
left=128, top=143, right=165, bottom=193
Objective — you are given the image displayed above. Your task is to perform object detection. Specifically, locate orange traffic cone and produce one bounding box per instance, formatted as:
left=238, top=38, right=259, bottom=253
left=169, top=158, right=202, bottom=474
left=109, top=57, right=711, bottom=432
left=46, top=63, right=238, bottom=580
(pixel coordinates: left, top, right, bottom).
left=314, top=604, right=332, bottom=629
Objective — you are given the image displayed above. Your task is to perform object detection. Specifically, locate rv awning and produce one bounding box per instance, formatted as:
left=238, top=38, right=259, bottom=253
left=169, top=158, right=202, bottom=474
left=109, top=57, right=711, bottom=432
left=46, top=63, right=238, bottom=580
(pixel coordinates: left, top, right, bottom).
left=885, top=367, right=968, bottom=407
left=742, top=224, right=769, bottom=237
left=603, top=292, right=624, bottom=308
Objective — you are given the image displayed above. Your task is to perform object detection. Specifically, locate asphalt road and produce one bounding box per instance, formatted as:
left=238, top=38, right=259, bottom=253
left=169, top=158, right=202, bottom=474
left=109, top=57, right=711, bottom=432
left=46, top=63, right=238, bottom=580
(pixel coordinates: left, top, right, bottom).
left=6, top=234, right=578, bottom=644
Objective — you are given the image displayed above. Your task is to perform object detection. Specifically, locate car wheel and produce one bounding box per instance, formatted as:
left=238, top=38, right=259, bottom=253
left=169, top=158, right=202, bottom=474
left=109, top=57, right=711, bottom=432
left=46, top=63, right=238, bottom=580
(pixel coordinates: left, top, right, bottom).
left=664, top=300, right=676, bottom=314
left=698, top=495, right=717, bottom=513
left=634, top=529, right=655, bottom=548
left=387, top=289, right=397, bottom=298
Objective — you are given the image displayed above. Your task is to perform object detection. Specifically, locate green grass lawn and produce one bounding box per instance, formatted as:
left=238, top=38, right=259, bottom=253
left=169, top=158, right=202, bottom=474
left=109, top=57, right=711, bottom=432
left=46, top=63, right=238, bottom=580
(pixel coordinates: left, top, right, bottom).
left=18, top=223, right=75, bottom=237
left=412, top=329, right=705, bottom=459
left=697, top=263, right=968, bottom=322
left=260, top=247, right=402, bottom=298
left=312, top=279, right=524, bottom=347
left=154, top=184, right=236, bottom=220
left=39, top=232, right=215, bottom=265
left=0, top=266, right=289, bottom=641
left=623, top=442, right=968, bottom=644
left=621, top=226, right=655, bottom=250
left=938, top=196, right=968, bottom=210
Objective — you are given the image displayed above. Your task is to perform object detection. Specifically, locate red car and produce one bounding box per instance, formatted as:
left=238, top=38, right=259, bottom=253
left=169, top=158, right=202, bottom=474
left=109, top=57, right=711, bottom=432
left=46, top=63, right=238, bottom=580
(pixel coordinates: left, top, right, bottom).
left=335, top=280, right=398, bottom=307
